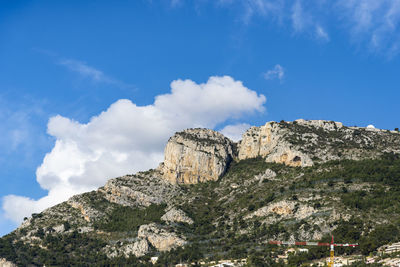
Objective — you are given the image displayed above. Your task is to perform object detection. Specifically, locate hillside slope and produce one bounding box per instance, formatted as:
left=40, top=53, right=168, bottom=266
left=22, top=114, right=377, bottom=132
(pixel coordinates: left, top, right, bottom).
left=1, top=120, right=400, bottom=266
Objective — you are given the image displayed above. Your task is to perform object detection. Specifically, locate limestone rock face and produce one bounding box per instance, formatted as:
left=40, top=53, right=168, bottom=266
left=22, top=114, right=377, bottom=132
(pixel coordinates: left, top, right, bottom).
left=68, top=197, right=103, bottom=223
left=237, top=119, right=400, bottom=167
left=161, top=207, right=194, bottom=225
left=162, top=128, right=234, bottom=184
left=103, top=239, right=150, bottom=258
left=246, top=200, right=315, bottom=221
left=124, top=239, right=150, bottom=257
left=0, top=258, right=16, bottom=267
left=294, top=119, right=343, bottom=130
left=138, top=223, right=186, bottom=251
left=100, top=172, right=180, bottom=207
left=237, top=122, right=313, bottom=167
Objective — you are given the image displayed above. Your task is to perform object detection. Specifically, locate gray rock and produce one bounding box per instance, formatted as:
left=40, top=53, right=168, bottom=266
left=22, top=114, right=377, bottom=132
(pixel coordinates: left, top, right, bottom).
left=100, top=171, right=181, bottom=207
left=0, top=258, right=16, bottom=267
left=161, top=207, right=194, bottom=225
left=138, top=223, right=187, bottom=251
left=103, top=239, right=150, bottom=258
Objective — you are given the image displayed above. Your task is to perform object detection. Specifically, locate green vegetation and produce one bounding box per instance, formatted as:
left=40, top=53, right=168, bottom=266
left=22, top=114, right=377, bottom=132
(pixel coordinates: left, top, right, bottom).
left=2, top=154, right=400, bottom=265
left=0, top=231, right=150, bottom=266
left=94, top=203, right=167, bottom=232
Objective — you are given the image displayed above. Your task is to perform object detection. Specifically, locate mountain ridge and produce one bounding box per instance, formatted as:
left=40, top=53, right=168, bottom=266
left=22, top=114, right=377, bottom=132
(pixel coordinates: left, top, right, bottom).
left=1, top=119, right=400, bottom=266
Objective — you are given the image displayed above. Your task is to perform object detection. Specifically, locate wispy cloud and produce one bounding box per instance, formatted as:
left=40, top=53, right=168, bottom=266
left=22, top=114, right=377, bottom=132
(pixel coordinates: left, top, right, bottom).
left=198, top=0, right=400, bottom=56
left=291, top=0, right=306, bottom=32
left=58, top=59, right=133, bottom=88
left=264, top=64, right=285, bottom=81
left=239, top=0, right=284, bottom=24
left=315, top=25, right=329, bottom=41
left=337, top=0, right=400, bottom=55
left=0, top=95, right=50, bottom=165
left=34, top=49, right=134, bottom=89
left=170, top=0, right=182, bottom=7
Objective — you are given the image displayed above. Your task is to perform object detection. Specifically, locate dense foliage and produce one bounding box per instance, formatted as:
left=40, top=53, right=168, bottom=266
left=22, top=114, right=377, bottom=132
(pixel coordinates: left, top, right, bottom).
left=93, top=203, right=166, bottom=232
left=0, top=231, right=150, bottom=266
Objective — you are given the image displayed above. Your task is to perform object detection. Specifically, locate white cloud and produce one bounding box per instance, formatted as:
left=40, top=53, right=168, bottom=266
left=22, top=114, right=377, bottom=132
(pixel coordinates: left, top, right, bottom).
left=367, top=124, right=375, bottom=129
left=241, top=0, right=284, bottom=24
left=219, top=123, right=251, bottom=142
left=170, top=0, right=182, bottom=7
left=58, top=59, right=133, bottom=88
left=264, top=64, right=285, bottom=81
left=0, top=97, right=49, bottom=159
left=315, top=25, right=329, bottom=41
left=337, top=0, right=400, bottom=54
left=2, top=76, right=266, bottom=224
left=292, top=0, right=305, bottom=32
left=212, top=0, right=400, bottom=56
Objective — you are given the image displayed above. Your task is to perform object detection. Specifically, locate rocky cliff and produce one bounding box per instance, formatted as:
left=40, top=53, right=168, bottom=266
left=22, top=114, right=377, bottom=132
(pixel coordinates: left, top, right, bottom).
left=160, top=120, right=400, bottom=183
left=238, top=119, right=400, bottom=167
left=161, top=128, right=234, bottom=184
left=2, top=119, right=400, bottom=266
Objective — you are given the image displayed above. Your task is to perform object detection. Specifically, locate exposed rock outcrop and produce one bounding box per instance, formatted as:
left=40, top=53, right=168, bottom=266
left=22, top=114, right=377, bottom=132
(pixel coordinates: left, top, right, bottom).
left=161, top=207, right=194, bottom=225
left=100, top=172, right=180, bottom=207
left=246, top=200, right=315, bottom=221
left=161, top=128, right=234, bottom=184
left=0, top=259, right=16, bottom=267
left=138, top=223, right=187, bottom=251
left=237, top=122, right=313, bottom=167
left=238, top=119, right=400, bottom=167
left=103, top=239, right=150, bottom=258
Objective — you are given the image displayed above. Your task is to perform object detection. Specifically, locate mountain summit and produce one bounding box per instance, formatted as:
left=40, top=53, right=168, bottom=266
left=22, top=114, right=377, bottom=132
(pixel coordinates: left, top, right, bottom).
left=1, top=120, right=400, bottom=266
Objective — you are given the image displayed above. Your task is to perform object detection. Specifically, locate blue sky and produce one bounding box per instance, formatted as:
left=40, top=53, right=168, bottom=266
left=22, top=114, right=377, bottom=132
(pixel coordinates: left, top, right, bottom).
left=1, top=0, right=400, bottom=236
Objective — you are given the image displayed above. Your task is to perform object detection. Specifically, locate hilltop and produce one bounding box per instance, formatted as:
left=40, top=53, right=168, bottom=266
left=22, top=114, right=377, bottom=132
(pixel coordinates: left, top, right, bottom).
left=1, top=119, right=400, bottom=266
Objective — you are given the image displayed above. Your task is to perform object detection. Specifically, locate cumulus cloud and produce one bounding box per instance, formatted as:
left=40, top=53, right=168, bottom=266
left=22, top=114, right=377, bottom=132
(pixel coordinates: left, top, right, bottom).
left=264, top=64, right=285, bottom=81
left=2, top=76, right=266, bottom=223
left=219, top=123, right=251, bottom=142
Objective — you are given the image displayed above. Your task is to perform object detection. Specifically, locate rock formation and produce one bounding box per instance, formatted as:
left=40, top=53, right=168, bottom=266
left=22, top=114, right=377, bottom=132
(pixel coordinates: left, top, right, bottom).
left=138, top=223, right=187, bottom=251
left=103, top=239, right=150, bottom=258
left=161, top=207, right=194, bottom=225
left=4, top=119, right=400, bottom=264
left=0, top=258, right=16, bottom=267
left=237, top=119, right=400, bottom=167
left=100, top=172, right=180, bottom=207
left=237, top=121, right=313, bottom=167
left=161, top=128, right=234, bottom=184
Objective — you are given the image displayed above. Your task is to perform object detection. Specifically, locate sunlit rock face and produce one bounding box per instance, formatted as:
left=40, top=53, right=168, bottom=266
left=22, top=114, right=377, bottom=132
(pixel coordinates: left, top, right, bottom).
left=237, top=119, right=400, bottom=167
left=237, top=121, right=313, bottom=167
left=162, top=120, right=400, bottom=183
left=161, top=128, right=235, bottom=184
